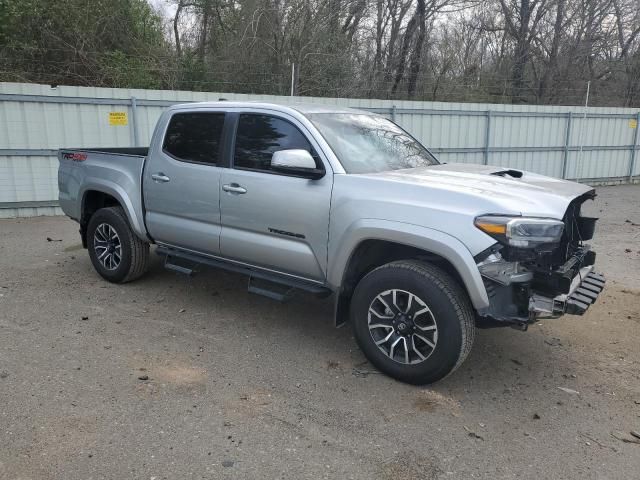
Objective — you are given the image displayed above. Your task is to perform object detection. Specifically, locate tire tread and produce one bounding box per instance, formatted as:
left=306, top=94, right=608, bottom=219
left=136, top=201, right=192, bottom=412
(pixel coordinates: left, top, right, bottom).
left=353, top=259, right=475, bottom=383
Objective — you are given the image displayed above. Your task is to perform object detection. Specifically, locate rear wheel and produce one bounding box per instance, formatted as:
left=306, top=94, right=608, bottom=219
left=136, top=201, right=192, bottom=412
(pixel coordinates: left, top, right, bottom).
left=87, top=206, right=149, bottom=283
left=350, top=260, right=475, bottom=384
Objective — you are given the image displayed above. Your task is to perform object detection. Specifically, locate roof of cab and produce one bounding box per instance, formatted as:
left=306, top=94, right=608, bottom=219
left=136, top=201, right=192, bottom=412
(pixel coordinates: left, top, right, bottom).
left=168, top=101, right=368, bottom=116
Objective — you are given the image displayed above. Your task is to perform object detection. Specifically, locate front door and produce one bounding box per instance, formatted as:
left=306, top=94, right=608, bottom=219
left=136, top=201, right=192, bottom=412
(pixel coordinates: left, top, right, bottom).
left=220, top=112, right=333, bottom=281
left=143, top=111, right=226, bottom=255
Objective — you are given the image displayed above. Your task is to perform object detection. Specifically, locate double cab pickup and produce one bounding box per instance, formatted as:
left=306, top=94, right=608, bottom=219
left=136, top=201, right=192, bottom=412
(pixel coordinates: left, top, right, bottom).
left=58, top=102, right=605, bottom=384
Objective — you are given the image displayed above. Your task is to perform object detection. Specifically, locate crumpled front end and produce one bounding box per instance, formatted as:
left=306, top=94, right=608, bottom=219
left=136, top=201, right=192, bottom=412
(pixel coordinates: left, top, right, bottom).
left=475, top=190, right=605, bottom=330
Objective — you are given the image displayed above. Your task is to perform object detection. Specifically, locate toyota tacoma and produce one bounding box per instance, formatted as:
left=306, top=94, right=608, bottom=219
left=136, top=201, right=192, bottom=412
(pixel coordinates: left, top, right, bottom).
left=58, top=102, right=605, bottom=384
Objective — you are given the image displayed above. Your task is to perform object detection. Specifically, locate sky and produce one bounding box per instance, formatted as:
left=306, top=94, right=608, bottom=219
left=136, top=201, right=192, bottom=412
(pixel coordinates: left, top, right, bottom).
left=148, top=0, right=177, bottom=17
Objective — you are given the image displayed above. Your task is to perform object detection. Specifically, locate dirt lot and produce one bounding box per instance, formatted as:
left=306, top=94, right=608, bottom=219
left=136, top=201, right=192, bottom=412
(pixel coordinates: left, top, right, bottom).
left=1, top=185, right=639, bottom=480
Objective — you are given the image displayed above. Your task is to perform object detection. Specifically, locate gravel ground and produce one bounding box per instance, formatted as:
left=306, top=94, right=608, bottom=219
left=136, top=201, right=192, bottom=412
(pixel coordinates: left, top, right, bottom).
left=1, top=184, right=639, bottom=480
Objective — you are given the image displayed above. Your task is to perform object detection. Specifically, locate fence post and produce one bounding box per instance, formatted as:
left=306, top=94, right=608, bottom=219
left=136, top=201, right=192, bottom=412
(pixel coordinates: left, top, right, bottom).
left=130, top=96, right=140, bottom=147
left=391, top=104, right=397, bottom=122
left=483, top=110, right=492, bottom=165
left=562, top=111, right=573, bottom=179
left=628, top=112, right=640, bottom=182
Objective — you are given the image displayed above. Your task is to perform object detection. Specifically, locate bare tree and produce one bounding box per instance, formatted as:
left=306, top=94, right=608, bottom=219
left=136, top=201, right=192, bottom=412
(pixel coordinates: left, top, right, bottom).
left=4, top=0, right=640, bottom=106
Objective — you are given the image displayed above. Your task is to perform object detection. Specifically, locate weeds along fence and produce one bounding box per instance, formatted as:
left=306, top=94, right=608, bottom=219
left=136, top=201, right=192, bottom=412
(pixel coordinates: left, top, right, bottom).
left=1, top=82, right=639, bottom=218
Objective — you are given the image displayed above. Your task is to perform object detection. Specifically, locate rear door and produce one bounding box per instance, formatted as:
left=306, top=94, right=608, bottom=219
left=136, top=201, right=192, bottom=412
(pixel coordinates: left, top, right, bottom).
left=219, top=111, right=333, bottom=282
left=143, top=110, right=227, bottom=255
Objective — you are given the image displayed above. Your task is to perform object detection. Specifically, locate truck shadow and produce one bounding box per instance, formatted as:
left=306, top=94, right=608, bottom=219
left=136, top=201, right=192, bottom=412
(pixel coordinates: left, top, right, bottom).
left=138, top=250, right=580, bottom=400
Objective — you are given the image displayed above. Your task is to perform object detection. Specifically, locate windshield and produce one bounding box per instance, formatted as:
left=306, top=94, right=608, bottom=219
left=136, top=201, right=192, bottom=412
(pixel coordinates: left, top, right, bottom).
left=308, top=113, right=439, bottom=174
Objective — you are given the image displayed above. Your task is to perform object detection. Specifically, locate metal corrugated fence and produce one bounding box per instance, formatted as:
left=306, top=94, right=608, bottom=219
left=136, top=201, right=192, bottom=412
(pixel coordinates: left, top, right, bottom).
left=1, top=82, right=639, bottom=218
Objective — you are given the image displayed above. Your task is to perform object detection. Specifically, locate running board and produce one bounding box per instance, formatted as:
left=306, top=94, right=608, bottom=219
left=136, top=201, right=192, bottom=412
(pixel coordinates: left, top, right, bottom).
left=248, top=276, right=295, bottom=302
left=156, top=245, right=331, bottom=298
left=164, top=257, right=195, bottom=275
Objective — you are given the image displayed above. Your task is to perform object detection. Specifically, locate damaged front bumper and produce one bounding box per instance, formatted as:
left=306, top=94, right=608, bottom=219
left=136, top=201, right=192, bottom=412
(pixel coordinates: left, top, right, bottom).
left=529, top=266, right=606, bottom=318
left=476, top=248, right=605, bottom=329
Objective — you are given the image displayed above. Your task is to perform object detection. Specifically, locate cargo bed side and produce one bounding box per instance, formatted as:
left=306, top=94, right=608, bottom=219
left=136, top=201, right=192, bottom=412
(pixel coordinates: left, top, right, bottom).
left=58, top=148, right=149, bottom=241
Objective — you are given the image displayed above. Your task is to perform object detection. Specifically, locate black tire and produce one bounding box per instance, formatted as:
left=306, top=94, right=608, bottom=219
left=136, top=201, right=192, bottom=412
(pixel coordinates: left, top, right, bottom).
left=87, top=206, right=149, bottom=283
left=350, top=260, right=475, bottom=385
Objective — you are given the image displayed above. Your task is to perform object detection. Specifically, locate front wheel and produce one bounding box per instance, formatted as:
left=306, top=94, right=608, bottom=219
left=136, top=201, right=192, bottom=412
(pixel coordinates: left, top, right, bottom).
left=350, top=260, right=475, bottom=384
left=87, top=206, right=149, bottom=283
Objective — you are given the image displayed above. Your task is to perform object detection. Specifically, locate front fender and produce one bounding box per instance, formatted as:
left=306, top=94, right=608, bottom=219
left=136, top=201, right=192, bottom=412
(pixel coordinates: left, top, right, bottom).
left=327, top=219, right=490, bottom=310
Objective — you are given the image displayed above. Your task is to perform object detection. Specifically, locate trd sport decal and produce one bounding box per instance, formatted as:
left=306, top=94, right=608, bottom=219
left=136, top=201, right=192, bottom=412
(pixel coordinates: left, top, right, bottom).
left=62, top=152, right=87, bottom=162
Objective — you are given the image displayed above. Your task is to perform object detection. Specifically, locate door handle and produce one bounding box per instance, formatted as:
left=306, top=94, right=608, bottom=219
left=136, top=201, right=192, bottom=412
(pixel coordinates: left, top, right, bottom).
left=151, top=173, right=170, bottom=183
left=222, top=183, right=247, bottom=194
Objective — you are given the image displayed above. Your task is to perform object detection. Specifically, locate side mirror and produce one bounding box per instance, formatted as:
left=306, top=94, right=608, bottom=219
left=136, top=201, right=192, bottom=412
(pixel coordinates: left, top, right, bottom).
left=271, top=149, right=325, bottom=179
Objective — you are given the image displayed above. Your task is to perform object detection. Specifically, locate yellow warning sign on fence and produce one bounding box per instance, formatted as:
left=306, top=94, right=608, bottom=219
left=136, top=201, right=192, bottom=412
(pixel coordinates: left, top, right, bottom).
left=109, top=112, right=128, bottom=126
left=630, top=119, right=638, bottom=129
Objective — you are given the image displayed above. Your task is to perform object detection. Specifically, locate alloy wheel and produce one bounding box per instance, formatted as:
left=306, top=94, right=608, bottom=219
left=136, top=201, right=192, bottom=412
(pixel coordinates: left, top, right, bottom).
left=367, top=289, right=438, bottom=365
left=93, top=223, right=122, bottom=271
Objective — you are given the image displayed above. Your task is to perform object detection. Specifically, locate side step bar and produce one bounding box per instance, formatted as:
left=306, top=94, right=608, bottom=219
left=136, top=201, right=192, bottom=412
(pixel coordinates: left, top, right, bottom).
left=156, top=245, right=331, bottom=300
left=247, top=276, right=295, bottom=302
left=164, top=258, right=195, bottom=276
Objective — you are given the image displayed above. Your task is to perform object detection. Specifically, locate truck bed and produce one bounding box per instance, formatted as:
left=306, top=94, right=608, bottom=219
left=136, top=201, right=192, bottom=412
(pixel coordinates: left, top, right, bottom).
left=57, top=147, right=148, bottom=239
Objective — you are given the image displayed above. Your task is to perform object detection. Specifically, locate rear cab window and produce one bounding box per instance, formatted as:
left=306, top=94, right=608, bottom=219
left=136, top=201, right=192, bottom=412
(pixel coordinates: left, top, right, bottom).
left=163, top=112, right=226, bottom=165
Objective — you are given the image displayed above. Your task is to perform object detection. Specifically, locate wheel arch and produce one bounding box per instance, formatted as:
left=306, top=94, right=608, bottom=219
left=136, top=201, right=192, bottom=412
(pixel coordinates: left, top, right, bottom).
left=329, top=221, right=489, bottom=326
left=79, top=183, right=148, bottom=246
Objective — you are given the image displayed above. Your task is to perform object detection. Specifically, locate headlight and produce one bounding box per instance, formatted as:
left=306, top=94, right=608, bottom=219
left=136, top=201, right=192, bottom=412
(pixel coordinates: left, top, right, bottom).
left=475, top=216, right=564, bottom=248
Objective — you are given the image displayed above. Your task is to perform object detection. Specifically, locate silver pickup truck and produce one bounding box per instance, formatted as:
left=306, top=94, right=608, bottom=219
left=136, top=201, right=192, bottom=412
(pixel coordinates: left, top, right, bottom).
left=58, top=101, right=605, bottom=384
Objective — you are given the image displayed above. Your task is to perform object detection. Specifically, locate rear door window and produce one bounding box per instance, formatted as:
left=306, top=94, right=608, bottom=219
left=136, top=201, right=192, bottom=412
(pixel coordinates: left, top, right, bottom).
left=163, top=112, right=225, bottom=165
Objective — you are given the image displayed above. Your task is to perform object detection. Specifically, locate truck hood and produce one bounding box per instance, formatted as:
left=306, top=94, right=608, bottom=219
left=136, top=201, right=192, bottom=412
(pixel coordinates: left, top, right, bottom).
left=366, top=163, right=595, bottom=219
